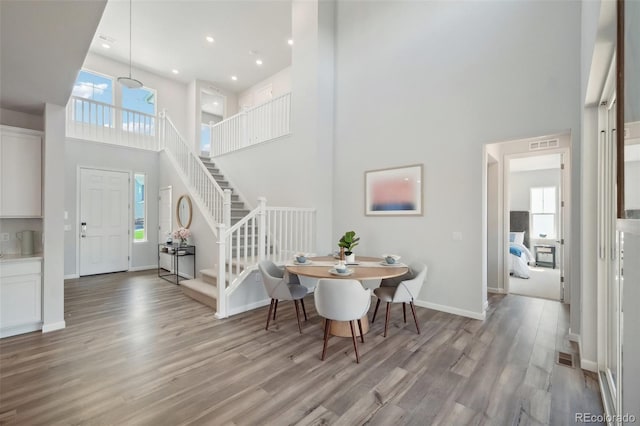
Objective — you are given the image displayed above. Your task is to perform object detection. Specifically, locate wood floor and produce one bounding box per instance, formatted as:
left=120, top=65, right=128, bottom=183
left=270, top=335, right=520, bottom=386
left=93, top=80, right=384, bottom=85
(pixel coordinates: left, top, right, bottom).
left=0, top=271, right=603, bottom=425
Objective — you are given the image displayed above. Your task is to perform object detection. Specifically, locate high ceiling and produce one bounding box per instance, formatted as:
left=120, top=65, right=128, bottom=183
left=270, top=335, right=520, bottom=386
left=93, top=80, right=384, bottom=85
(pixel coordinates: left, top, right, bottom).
left=0, top=0, right=108, bottom=115
left=90, top=0, right=292, bottom=93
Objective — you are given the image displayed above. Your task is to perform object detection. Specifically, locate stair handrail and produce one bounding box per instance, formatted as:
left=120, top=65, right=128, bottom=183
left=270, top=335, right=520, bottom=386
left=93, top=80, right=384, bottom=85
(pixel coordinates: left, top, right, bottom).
left=160, top=110, right=229, bottom=228
left=216, top=197, right=316, bottom=318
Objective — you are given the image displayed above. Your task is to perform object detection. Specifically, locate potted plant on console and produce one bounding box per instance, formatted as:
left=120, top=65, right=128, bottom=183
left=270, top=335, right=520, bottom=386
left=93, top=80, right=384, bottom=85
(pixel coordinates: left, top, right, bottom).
left=338, top=230, right=360, bottom=264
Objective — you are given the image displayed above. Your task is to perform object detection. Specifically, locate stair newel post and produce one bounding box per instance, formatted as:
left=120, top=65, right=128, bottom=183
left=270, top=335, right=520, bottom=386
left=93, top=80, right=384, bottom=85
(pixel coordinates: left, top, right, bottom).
left=216, top=223, right=227, bottom=319
left=223, top=189, right=232, bottom=229
left=258, top=197, right=267, bottom=262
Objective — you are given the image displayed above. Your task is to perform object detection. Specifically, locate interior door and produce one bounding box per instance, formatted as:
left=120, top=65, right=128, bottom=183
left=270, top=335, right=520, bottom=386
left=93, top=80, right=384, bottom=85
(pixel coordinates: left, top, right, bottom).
left=558, top=152, right=566, bottom=302
left=158, top=186, right=172, bottom=271
left=79, top=168, right=130, bottom=276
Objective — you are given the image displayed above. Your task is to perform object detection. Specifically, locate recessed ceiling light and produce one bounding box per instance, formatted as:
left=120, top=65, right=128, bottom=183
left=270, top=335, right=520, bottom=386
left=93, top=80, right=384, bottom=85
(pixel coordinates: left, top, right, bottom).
left=213, top=101, right=219, bottom=106
left=231, top=76, right=238, bottom=81
left=256, top=59, right=263, bottom=66
left=288, top=39, right=294, bottom=46
left=206, top=36, right=215, bottom=43
left=101, top=43, right=111, bottom=49
left=172, top=69, right=179, bottom=74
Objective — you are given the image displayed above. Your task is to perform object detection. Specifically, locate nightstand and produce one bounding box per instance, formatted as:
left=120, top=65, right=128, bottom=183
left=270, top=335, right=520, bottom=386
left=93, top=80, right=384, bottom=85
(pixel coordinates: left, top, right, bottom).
left=535, top=244, right=556, bottom=268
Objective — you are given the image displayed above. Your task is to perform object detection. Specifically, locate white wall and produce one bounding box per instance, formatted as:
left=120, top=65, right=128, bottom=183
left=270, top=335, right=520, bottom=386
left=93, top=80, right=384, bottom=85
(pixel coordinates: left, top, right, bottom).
left=0, top=108, right=43, bottom=131
left=214, top=1, right=335, bottom=252
left=82, top=52, right=189, bottom=138
left=509, top=169, right=561, bottom=214
left=333, top=1, right=581, bottom=318
left=158, top=152, right=217, bottom=275
left=64, top=139, right=160, bottom=276
left=42, top=103, right=66, bottom=332
left=487, top=160, right=500, bottom=289
left=238, top=66, right=292, bottom=109
left=626, top=160, right=640, bottom=209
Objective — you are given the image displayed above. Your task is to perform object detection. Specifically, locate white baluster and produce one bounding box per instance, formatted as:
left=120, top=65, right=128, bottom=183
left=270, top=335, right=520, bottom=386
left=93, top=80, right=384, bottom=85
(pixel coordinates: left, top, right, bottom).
left=216, top=223, right=227, bottom=319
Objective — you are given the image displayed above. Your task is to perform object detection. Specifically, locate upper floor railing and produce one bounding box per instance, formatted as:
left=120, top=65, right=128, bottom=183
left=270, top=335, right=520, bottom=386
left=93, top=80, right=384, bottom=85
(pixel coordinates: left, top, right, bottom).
left=66, top=96, right=158, bottom=150
left=205, top=92, right=291, bottom=157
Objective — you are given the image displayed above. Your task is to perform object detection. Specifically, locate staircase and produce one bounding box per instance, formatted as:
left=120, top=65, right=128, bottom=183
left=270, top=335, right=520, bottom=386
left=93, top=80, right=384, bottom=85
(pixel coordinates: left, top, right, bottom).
left=198, top=157, right=250, bottom=225
left=179, top=159, right=253, bottom=309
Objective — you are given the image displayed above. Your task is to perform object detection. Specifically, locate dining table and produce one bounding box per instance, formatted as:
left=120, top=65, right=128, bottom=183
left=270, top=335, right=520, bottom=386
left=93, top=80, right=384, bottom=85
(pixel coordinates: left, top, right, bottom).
left=285, top=256, right=409, bottom=337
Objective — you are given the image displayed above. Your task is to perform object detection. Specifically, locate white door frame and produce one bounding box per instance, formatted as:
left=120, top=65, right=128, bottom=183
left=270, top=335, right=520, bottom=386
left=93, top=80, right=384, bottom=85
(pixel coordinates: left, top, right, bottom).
left=158, top=186, right=172, bottom=271
left=501, top=145, right=571, bottom=300
left=75, top=166, right=132, bottom=276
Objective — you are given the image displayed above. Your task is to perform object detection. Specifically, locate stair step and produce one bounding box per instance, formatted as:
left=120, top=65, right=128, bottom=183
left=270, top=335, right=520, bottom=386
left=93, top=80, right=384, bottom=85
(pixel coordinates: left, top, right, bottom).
left=180, top=278, right=217, bottom=310
left=200, top=269, right=218, bottom=285
left=211, top=174, right=225, bottom=180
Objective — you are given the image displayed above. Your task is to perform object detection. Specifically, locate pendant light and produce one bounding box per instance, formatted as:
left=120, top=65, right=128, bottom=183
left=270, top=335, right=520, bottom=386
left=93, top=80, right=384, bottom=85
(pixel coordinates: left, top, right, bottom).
left=117, top=0, right=143, bottom=89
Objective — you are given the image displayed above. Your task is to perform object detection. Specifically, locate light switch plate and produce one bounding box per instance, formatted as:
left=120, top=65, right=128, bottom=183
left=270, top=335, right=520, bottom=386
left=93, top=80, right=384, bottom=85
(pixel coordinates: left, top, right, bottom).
left=64, top=225, right=71, bottom=231
left=0, top=233, right=9, bottom=242
left=452, top=232, right=463, bottom=241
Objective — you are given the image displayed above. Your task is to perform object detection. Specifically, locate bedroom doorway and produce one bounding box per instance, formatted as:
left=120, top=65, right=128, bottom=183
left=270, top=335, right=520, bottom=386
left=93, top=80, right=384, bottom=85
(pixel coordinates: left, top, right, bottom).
left=507, top=153, right=565, bottom=301
left=485, top=133, right=571, bottom=304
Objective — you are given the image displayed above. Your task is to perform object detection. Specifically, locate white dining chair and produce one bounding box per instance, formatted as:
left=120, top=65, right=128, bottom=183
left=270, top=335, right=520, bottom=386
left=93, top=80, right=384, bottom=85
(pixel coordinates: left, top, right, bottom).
left=314, top=279, right=371, bottom=363
left=259, top=260, right=308, bottom=333
left=372, top=262, right=428, bottom=337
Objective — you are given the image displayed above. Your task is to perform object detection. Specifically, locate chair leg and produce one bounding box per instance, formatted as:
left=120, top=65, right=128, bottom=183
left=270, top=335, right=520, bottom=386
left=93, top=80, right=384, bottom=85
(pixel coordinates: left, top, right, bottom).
left=384, top=302, right=391, bottom=338
left=410, top=301, right=420, bottom=334
left=403, top=303, right=407, bottom=323
left=357, top=318, right=365, bottom=343
left=349, top=320, right=360, bottom=363
left=372, top=299, right=381, bottom=323
left=300, top=298, right=308, bottom=321
left=293, top=300, right=303, bottom=334
left=321, top=319, right=331, bottom=360
left=266, top=299, right=274, bottom=330
left=273, top=299, right=278, bottom=320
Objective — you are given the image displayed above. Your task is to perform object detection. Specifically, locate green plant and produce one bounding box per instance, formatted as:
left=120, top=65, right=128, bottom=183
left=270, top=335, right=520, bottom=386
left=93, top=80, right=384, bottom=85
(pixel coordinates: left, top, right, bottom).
left=338, top=230, right=360, bottom=255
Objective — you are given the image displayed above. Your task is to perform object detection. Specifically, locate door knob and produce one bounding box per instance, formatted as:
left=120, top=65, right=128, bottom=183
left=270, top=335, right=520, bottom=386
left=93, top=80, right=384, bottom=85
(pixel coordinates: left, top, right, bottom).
left=81, top=222, right=87, bottom=238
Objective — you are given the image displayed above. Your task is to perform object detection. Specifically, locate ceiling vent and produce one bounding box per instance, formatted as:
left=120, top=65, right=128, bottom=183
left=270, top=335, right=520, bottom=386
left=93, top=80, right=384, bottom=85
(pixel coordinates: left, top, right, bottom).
left=529, top=138, right=560, bottom=151
left=98, top=34, right=116, bottom=44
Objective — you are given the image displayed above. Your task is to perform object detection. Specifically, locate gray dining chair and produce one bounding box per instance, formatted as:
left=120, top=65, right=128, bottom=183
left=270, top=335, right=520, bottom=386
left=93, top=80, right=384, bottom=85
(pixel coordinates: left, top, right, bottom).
left=314, top=278, right=371, bottom=363
left=372, top=262, right=427, bottom=337
left=258, top=260, right=308, bottom=333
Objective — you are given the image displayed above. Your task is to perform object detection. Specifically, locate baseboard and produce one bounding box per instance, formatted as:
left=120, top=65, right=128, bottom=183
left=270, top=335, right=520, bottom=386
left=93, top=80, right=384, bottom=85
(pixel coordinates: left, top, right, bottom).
left=0, top=322, right=42, bottom=338
left=42, top=321, right=66, bottom=333
left=483, top=300, right=489, bottom=312
left=64, top=274, right=80, bottom=280
left=414, top=300, right=486, bottom=321
left=129, top=265, right=157, bottom=272
left=568, top=329, right=580, bottom=343
left=487, top=287, right=507, bottom=294
left=224, top=298, right=271, bottom=318
left=581, top=358, right=598, bottom=372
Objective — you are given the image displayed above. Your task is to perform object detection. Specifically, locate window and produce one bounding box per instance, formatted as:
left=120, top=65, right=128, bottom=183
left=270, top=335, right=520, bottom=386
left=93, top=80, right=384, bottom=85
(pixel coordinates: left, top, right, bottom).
left=122, top=86, right=156, bottom=135
left=530, top=187, right=556, bottom=238
left=201, top=124, right=211, bottom=155
left=134, top=174, right=146, bottom=242
left=71, top=70, right=114, bottom=127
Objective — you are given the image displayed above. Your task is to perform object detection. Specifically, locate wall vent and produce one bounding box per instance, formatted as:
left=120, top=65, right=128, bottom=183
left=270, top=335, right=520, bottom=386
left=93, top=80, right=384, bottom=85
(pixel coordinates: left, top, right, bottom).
left=529, top=139, right=560, bottom=151
left=556, top=351, right=575, bottom=368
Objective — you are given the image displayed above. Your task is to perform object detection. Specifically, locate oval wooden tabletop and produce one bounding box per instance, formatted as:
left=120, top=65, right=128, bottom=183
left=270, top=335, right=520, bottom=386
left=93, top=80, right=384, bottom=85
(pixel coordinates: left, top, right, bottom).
left=285, top=256, right=408, bottom=280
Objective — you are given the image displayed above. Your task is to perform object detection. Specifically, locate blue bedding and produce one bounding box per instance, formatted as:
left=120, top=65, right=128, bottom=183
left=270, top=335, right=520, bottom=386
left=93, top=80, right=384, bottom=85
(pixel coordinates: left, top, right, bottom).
left=510, top=245, right=522, bottom=257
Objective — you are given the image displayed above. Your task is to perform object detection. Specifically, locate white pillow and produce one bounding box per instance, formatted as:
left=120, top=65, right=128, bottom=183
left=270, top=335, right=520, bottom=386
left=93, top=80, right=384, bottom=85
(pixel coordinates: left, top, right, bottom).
left=509, top=232, right=525, bottom=245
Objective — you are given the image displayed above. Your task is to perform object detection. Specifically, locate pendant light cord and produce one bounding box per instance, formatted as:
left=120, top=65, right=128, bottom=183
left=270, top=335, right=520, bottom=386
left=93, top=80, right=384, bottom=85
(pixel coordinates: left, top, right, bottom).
left=128, top=0, right=133, bottom=78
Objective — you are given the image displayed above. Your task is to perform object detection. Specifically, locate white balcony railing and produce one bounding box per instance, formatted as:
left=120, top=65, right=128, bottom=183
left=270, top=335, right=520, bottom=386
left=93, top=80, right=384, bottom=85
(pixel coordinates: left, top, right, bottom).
left=66, top=96, right=158, bottom=150
left=207, top=92, right=291, bottom=157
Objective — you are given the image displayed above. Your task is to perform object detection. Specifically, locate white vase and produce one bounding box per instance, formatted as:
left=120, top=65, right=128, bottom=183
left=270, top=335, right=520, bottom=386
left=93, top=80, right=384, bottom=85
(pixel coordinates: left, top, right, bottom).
left=345, top=253, right=355, bottom=264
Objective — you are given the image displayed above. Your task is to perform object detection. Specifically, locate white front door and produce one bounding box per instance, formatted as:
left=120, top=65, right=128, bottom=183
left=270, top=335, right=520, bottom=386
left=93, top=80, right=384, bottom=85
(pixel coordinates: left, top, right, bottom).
left=158, top=186, right=172, bottom=271
left=79, top=168, right=130, bottom=276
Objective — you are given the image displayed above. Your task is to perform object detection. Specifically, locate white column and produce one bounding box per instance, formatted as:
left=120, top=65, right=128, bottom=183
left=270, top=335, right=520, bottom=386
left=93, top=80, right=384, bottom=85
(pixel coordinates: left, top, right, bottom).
left=42, top=103, right=66, bottom=333
left=215, top=223, right=227, bottom=319
left=258, top=197, right=267, bottom=261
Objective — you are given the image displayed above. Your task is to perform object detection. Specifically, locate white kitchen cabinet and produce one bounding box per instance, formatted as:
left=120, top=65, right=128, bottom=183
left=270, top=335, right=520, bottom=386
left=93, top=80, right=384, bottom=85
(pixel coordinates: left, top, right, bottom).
left=0, top=258, right=42, bottom=338
left=0, top=126, right=42, bottom=217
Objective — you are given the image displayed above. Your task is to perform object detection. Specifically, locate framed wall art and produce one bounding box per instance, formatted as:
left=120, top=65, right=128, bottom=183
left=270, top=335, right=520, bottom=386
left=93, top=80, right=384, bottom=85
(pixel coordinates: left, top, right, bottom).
left=365, top=164, right=423, bottom=216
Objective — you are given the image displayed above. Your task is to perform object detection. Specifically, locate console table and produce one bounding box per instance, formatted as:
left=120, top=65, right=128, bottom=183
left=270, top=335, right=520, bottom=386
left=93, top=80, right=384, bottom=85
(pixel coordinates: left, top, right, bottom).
left=158, top=244, right=196, bottom=284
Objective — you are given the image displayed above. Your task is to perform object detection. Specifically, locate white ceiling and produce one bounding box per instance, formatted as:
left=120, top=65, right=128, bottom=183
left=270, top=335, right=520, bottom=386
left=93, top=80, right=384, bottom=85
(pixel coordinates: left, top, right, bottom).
left=510, top=153, right=562, bottom=172
left=90, top=0, right=292, bottom=93
left=0, top=0, right=107, bottom=115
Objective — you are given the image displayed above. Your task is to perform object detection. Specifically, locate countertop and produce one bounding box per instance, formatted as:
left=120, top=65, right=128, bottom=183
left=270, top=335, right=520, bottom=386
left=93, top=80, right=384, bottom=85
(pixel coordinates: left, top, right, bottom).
left=0, top=253, right=43, bottom=263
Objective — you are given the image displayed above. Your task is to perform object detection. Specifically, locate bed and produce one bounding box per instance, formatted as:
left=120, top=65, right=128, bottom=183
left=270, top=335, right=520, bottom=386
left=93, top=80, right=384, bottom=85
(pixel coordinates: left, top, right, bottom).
left=509, top=211, right=534, bottom=279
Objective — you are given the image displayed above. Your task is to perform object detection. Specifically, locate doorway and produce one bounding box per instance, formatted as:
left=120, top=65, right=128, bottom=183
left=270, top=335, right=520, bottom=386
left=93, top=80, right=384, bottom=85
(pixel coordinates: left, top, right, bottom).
left=158, top=186, right=172, bottom=271
left=200, top=90, right=226, bottom=156
left=507, top=153, right=564, bottom=301
left=79, top=168, right=130, bottom=276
